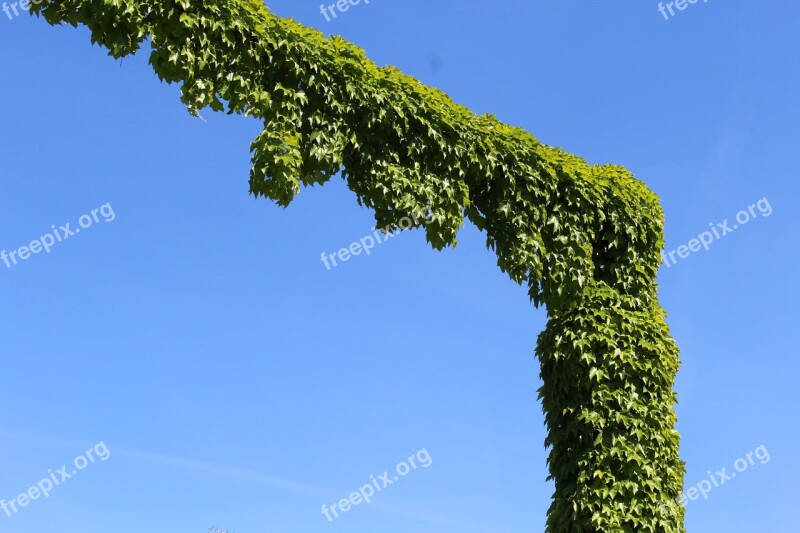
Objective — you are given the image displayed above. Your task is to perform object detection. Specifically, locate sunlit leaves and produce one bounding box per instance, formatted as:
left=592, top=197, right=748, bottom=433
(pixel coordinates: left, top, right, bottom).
left=28, top=1, right=683, bottom=530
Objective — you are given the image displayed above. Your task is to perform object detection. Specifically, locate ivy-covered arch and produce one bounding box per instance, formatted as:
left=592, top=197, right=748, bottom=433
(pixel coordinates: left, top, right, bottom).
left=31, top=1, right=685, bottom=530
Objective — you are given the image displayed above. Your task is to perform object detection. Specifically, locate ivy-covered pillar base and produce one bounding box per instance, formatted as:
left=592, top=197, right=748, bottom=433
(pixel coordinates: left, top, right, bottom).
left=536, top=284, right=685, bottom=533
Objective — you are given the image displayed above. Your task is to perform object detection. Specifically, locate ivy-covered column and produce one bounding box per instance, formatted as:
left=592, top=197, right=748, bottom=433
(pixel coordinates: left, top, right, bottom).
left=537, top=285, right=685, bottom=532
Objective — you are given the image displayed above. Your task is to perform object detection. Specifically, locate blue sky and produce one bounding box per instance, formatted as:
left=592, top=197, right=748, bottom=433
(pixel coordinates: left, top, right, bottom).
left=1, top=1, right=798, bottom=532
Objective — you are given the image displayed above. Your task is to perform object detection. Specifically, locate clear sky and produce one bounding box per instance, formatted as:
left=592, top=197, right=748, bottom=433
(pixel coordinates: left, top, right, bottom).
left=1, top=1, right=798, bottom=532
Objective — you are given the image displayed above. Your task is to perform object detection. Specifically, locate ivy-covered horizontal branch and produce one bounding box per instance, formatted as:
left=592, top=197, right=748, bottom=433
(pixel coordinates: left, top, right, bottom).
left=33, top=0, right=664, bottom=312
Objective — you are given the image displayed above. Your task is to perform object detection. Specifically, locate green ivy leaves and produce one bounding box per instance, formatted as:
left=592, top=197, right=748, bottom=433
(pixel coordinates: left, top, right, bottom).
left=538, top=287, right=684, bottom=532
left=29, top=1, right=684, bottom=530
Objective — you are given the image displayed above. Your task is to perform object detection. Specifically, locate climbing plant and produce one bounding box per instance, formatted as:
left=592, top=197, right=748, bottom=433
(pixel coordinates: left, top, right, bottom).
left=31, top=1, right=685, bottom=530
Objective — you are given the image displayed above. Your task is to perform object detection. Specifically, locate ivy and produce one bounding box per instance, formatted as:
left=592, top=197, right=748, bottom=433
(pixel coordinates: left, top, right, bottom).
left=30, top=1, right=685, bottom=530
